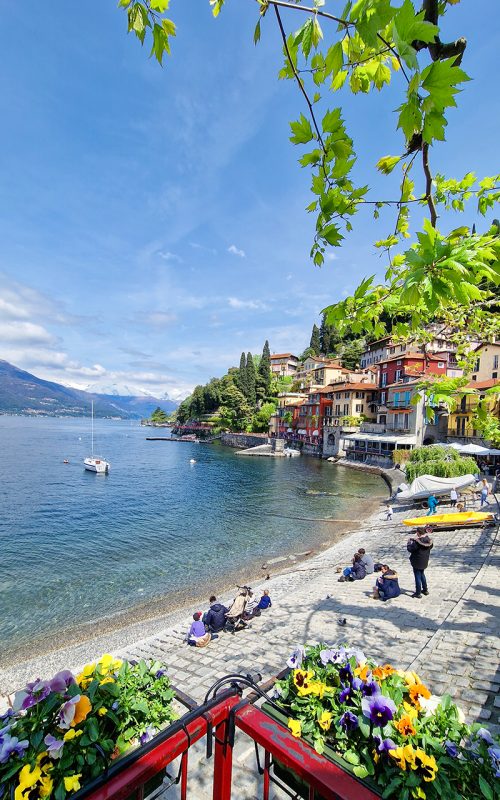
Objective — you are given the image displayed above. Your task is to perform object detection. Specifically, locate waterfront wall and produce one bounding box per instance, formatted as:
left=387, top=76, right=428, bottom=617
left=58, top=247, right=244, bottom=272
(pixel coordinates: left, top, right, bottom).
left=221, top=433, right=269, bottom=449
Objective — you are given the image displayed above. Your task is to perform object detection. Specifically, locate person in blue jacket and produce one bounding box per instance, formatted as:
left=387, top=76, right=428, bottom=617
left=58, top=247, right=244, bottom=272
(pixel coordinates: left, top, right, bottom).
left=258, top=589, right=272, bottom=610
left=426, top=494, right=439, bottom=516
left=374, top=565, right=401, bottom=601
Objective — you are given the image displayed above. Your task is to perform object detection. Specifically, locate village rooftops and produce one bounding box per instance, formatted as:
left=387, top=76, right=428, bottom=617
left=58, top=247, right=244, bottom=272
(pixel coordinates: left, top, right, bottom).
left=379, top=351, right=444, bottom=364
left=270, top=353, right=299, bottom=360
left=467, top=378, right=500, bottom=389
left=320, top=382, right=379, bottom=393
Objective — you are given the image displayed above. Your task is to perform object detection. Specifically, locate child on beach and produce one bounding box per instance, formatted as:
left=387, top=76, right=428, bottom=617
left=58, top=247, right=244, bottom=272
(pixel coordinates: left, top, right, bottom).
left=258, top=589, right=272, bottom=610
left=386, top=504, right=393, bottom=521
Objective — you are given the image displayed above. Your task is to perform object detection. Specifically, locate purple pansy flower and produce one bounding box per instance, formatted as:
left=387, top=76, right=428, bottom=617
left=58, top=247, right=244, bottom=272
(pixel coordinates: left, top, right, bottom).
left=345, top=648, right=366, bottom=665
left=361, top=680, right=380, bottom=697
left=339, top=663, right=352, bottom=684
left=58, top=695, right=80, bottom=729
left=351, top=677, right=363, bottom=692
left=487, top=745, right=500, bottom=778
left=374, top=734, right=397, bottom=753
left=286, top=646, right=305, bottom=670
left=0, top=710, right=14, bottom=723
left=361, top=694, right=397, bottom=727
left=155, top=669, right=168, bottom=679
left=339, top=685, right=354, bottom=704
left=0, top=734, right=29, bottom=764
left=340, top=711, right=358, bottom=732
left=445, top=740, right=459, bottom=758
left=21, top=679, right=50, bottom=710
left=319, top=649, right=337, bottom=666
left=49, top=670, right=76, bottom=694
left=44, top=734, right=65, bottom=760
left=111, top=701, right=119, bottom=711
left=139, top=726, right=156, bottom=745
left=475, top=728, right=494, bottom=746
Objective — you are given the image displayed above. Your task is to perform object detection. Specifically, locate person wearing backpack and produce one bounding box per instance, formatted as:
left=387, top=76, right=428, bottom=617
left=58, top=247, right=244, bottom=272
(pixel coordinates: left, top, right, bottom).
left=407, top=527, right=433, bottom=599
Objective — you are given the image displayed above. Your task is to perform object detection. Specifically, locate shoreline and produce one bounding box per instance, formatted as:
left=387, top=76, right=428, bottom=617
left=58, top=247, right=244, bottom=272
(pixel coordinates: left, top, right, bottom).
left=0, top=466, right=389, bottom=694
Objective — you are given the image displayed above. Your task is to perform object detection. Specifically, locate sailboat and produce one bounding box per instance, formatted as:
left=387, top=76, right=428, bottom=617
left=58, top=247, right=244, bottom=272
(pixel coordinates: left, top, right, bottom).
left=84, top=401, right=110, bottom=474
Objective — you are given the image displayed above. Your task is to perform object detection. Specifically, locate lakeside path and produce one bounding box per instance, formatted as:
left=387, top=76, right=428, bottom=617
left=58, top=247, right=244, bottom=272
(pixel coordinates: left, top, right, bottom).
left=2, top=496, right=499, bottom=737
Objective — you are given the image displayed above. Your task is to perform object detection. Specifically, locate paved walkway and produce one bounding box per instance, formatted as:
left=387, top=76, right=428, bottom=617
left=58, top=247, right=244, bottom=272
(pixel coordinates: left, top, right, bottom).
left=1, top=499, right=499, bottom=798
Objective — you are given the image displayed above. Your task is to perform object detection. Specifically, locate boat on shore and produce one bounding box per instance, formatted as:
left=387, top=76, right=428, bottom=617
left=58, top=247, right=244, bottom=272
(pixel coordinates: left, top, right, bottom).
left=403, top=511, right=494, bottom=529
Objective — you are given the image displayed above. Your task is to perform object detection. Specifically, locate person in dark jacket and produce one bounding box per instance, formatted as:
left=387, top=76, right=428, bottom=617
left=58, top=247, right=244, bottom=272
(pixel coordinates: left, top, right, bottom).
left=408, top=527, right=433, bottom=598
left=203, top=595, right=228, bottom=633
left=373, top=564, right=401, bottom=601
left=341, top=553, right=367, bottom=582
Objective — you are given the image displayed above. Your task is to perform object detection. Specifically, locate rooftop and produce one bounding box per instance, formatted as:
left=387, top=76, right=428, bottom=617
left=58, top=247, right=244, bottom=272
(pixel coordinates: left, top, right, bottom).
left=270, top=353, right=299, bottom=360
left=467, top=379, right=500, bottom=390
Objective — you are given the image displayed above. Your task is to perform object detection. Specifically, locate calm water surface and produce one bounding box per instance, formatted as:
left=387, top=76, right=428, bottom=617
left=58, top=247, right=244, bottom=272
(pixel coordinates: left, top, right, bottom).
left=0, top=416, right=384, bottom=654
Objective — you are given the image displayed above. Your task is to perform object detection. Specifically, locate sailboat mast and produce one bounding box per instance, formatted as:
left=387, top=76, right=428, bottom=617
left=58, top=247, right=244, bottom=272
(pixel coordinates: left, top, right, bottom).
left=91, top=401, right=94, bottom=456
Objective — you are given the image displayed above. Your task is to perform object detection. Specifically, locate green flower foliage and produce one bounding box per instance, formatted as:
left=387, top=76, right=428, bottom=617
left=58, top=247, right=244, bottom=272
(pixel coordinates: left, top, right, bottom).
left=404, top=445, right=478, bottom=481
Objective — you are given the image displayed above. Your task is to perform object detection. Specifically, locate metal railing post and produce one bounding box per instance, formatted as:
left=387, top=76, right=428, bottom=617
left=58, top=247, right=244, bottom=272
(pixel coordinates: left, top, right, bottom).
left=212, top=716, right=234, bottom=800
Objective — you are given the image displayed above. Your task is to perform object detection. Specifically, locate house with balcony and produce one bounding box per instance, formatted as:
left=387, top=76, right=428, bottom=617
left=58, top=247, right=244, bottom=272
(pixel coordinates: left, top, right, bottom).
left=322, top=382, right=379, bottom=457
left=360, top=337, right=393, bottom=369
left=312, top=362, right=348, bottom=387
left=447, top=378, right=500, bottom=443
left=268, top=392, right=307, bottom=437
left=270, top=353, right=299, bottom=377
left=378, top=352, right=447, bottom=388
left=470, top=342, right=500, bottom=383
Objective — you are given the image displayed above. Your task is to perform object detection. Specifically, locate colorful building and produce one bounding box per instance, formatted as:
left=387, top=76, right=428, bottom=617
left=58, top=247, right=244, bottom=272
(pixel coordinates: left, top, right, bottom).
left=378, top=352, right=447, bottom=388
left=270, top=353, right=299, bottom=377
left=470, top=343, right=500, bottom=383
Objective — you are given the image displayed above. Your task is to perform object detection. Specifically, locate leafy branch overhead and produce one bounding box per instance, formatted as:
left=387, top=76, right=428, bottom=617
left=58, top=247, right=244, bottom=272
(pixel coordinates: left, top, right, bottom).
left=119, top=0, right=500, bottom=416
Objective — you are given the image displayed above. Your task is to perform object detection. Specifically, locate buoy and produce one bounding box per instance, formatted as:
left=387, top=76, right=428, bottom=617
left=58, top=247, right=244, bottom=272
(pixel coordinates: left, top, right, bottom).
left=190, top=459, right=197, bottom=464
left=63, top=459, right=69, bottom=464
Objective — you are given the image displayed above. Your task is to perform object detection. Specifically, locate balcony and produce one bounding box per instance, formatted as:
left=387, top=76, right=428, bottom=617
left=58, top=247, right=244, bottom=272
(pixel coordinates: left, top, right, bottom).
left=360, top=422, right=412, bottom=434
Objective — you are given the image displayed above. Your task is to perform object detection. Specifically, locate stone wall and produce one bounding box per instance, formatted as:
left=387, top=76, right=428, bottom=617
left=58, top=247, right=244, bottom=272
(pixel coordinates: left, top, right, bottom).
left=220, top=432, right=269, bottom=449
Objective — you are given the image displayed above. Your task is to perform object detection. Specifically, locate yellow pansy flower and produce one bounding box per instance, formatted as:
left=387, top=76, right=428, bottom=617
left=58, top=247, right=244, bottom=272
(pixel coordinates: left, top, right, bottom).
left=99, top=676, right=115, bottom=685
left=98, top=706, right=108, bottom=716
left=354, top=664, right=370, bottom=682
left=412, top=787, right=426, bottom=799
left=318, top=710, right=332, bottom=731
left=64, top=729, right=83, bottom=741
left=413, top=750, right=438, bottom=782
left=389, top=744, right=416, bottom=771
left=288, top=718, right=302, bottom=738
left=64, top=774, right=82, bottom=793
left=408, top=683, right=431, bottom=709
left=15, top=764, right=42, bottom=800
left=403, top=701, right=418, bottom=719
left=372, top=664, right=395, bottom=681
left=39, top=775, right=54, bottom=798
left=309, top=680, right=328, bottom=699
left=76, top=662, right=96, bottom=687
left=293, top=669, right=316, bottom=696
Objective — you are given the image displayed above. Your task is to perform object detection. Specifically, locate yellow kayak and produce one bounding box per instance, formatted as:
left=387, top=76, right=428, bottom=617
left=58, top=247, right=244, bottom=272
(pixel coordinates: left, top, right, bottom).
left=404, top=512, right=494, bottom=527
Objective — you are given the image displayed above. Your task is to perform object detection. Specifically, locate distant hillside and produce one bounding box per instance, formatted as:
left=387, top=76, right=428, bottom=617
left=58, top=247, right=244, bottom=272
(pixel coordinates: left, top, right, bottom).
left=0, top=361, right=177, bottom=418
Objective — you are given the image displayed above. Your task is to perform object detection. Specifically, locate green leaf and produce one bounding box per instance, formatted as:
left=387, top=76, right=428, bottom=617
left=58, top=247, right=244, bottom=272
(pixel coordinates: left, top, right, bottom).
left=421, top=58, right=470, bottom=113
left=353, top=765, right=369, bottom=779
left=301, top=18, right=314, bottom=59
left=209, top=0, right=225, bottom=17
left=479, top=777, right=494, bottom=800
left=376, top=155, right=401, bottom=174
left=150, top=0, right=170, bottom=10
left=321, top=224, right=344, bottom=247
left=254, top=19, right=261, bottom=44
left=290, top=114, right=314, bottom=144
left=343, top=749, right=360, bottom=765
left=322, top=108, right=341, bottom=133
left=325, top=42, right=343, bottom=77
left=87, top=717, right=99, bottom=743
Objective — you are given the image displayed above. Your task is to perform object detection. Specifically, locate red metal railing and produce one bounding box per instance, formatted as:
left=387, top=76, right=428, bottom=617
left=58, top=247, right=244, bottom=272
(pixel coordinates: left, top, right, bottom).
left=76, top=679, right=381, bottom=800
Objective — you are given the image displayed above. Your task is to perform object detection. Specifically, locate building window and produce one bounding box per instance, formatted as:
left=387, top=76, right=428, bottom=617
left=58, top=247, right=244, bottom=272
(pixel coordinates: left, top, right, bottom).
left=395, top=369, right=402, bottom=382
left=355, top=391, right=365, bottom=398
left=396, top=359, right=402, bottom=365
left=343, top=404, right=349, bottom=415
left=493, top=372, right=498, bottom=379
left=400, top=345, right=405, bottom=352
left=380, top=391, right=386, bottom=404
left=390, top=347, right=396, bottom=354
left=381, top=373, right=387, bottom=387
left=474, top=358, right=480, bottom=372
left=344, top=392, right=350, bottom=398
left=438, top=362, right=445, bottom=368
left=355, top=404, right=364, bottom=413
left=494, top=355, right=499, bottom=369
left=335, top=404, right=341, bottom=415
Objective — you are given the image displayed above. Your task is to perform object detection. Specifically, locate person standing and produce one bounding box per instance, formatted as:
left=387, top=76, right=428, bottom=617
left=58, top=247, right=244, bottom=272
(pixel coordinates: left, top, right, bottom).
left=407, top=528, right=433, bottom=599
left=480, top=479, right=489, bottom=508
left=426, top=494, right=439, bottom=516
left=450, top=487, right=458, bottom=507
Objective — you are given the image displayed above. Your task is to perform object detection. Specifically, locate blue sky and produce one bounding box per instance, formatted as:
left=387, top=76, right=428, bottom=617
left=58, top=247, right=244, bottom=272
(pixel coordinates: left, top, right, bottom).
left=0, top=1, right=497, bottom=399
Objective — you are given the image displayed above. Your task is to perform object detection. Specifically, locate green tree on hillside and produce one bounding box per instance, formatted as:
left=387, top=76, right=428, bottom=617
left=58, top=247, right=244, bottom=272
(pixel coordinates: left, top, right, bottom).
left=150, top=406, right=169, bottom=424
left=246, top=351, right=256, bottom=406
left=237, top=352, right=248, bottom=397
left=218, top=383, right=252, bottom=431
left=309, top=324, right=321, bottom=355
left=252, top=401, right=277, bottom=432
left=258, top=339, right=271, bottom=395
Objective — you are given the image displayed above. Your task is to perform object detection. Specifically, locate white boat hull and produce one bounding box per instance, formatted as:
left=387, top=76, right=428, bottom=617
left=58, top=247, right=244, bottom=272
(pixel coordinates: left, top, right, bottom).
left=84, top=457, right=110, bottom=474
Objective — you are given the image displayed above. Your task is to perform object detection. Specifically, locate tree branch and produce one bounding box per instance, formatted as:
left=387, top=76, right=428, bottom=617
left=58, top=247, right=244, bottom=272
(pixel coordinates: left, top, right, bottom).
left=267, top=0, right=351, bottom=28
left=422, top=143, right=437, bottom=227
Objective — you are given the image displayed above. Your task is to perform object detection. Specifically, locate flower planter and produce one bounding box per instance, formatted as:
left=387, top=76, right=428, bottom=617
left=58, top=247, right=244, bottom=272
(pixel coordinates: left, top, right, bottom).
left=261, top=702, right=382, bottom=800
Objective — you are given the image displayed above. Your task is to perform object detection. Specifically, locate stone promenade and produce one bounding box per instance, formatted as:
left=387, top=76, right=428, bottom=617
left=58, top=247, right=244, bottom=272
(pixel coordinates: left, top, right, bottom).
left=1, top=500, right=499, bottom=799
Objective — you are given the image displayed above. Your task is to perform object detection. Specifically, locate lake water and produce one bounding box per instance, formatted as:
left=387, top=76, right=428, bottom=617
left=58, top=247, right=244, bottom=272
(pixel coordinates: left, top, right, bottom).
left=0, top=416, right=385, bottom=659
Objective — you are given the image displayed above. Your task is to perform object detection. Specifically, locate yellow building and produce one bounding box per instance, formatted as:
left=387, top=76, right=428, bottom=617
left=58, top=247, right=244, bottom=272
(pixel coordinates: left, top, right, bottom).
left=448, top=378, right=500, bottom=440
left=471, top=343, right=500, bottom=383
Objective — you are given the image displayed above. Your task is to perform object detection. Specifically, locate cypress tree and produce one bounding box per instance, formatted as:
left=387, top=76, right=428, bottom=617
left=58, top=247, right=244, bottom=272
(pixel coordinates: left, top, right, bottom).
left=310, top=324, right=321, bottom=355
left=246, top=352, right=256, bottom=407
left=258, top=340, right=271, bottom=393
left=319, top=313, right=330, bottom=355
left=238, top=352, right=247, bottom=395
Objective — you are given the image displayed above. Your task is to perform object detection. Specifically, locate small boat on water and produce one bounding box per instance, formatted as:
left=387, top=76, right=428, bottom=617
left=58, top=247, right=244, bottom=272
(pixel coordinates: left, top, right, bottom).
left=403, top=511, right=494, bottom=529
left=284, top=448, right=301, bottom=457
left=84, top=401, right=110, bottom=474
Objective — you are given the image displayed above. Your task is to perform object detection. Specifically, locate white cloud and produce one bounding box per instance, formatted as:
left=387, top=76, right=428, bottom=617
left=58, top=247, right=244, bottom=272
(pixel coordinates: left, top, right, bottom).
left=286, top=274, right=293, bottom=281
left=134, top=310, right=178, bottom=327
left=189, top=242, right=217, bottom=255
left=227, top=244, right=246, bottom=258
left=0, top=321, right=56, bottom=345
left=158, top=250, right=182, bottom=263
left=227, top=297, right=269, bottom=311
left=325, top=252, right=339, bottom=261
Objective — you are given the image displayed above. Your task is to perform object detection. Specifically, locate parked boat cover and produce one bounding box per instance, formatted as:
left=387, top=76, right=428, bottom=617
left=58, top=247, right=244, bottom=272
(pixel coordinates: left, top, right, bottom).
left=396, top=473, right=476, bottom=501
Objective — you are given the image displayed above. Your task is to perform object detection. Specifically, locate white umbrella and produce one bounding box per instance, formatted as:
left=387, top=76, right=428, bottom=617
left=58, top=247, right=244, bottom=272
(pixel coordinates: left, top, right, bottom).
left=459, top=443, right=490, bottom=455
left=444, top=442, right=463, bottom=450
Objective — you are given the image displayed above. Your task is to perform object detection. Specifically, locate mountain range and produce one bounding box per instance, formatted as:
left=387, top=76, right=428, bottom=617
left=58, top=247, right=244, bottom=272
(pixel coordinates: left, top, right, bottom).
left=0, top=360, right=178, bottom=419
